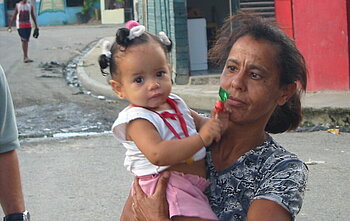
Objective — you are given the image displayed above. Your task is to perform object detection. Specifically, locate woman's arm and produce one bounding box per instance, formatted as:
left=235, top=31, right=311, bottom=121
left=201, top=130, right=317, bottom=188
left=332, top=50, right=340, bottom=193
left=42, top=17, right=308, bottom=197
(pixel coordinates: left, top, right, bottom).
left=127, top=118, right=221, bottom=166
left=247, top=199, right=292, bottom=221
left=120, top=192, right=137, bottom=221
left=248, top=156, right=308, bottom=221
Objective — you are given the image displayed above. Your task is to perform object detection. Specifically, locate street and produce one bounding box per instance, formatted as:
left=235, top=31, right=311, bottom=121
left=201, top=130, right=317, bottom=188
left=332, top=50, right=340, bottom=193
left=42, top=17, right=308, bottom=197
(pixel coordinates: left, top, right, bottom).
left=0, top=24, right=129, bottom=138
left=1, top=25, right=350, bottom=220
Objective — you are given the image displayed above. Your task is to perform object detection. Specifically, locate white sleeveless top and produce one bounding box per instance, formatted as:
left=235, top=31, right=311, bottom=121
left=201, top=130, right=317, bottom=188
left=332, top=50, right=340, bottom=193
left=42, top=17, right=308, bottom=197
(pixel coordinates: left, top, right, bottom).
left=112, top=93, right=206, bottom=176
left=16, top=2, right=32, bottom=29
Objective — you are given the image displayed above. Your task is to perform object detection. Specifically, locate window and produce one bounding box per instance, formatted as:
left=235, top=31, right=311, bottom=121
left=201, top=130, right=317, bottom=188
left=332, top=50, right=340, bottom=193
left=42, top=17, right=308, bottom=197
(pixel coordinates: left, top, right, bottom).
left=239, top=0, right=275, bottom=20
left=6, top=0, right=17, bottom=10
left=66, top=0, right=84, bottom=7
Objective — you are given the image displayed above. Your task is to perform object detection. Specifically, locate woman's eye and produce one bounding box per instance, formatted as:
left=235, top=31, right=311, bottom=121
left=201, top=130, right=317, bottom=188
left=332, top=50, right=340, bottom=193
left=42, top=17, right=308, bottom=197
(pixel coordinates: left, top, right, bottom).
left=134, top=77, right=144, bottom=83
left=250, top=72, right=262, bottom=80
left=156, top=71, right=165, bottom=77
left=227, top=65, right=238, bottom=72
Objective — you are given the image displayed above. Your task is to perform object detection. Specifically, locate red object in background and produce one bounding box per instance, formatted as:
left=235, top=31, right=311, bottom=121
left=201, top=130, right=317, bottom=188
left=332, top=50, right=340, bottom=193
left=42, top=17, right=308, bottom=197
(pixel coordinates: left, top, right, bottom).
left=293, top=0, right=349, bottom=91
left=275, top=0, right=350, bottom=91
left=275, top=0, right=294, bottom=39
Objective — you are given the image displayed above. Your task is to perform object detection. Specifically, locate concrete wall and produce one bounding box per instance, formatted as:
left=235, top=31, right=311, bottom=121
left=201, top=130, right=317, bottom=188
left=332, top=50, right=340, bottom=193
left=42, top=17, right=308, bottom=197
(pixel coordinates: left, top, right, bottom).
left=100, top=0, right=124, bottom=24
left=101, top=8, right=124, bottom=24
left=37, top=4, right=83, bottom=25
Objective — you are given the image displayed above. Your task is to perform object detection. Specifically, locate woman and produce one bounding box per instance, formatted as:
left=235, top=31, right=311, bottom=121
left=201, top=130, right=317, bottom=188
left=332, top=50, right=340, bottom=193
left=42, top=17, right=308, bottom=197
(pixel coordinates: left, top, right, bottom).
left=124, top=13, right=308, bottom=221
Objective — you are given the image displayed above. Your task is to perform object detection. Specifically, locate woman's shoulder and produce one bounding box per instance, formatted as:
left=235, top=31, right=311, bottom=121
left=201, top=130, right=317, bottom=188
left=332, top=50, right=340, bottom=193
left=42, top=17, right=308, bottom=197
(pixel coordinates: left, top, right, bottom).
left=252, top=135, right=308, bottom=218
left=255, top=135, right=301, bottom=159
left=252, top=135, right=308, bottom=175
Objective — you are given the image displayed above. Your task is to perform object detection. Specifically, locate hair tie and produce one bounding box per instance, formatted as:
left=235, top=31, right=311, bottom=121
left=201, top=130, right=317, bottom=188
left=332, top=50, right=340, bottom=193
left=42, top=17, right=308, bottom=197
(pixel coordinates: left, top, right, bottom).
left=102, top=40, right=111, bottom=58
left=159, top=31, right=171, bottom=46
left=128, top=25, right=146, bottom=40
left=126, top=20, right=140, bottom=29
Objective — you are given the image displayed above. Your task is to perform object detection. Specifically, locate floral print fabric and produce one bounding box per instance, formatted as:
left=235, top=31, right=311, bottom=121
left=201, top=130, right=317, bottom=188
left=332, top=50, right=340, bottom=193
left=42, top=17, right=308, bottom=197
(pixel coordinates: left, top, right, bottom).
left=205, top=135, right=308, bottom=220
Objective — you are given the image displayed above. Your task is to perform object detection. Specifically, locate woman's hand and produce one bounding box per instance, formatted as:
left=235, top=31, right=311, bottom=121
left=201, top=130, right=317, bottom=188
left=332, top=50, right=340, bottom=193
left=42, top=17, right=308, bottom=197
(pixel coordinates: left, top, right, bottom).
left=132, top=172, right=171, bottom=221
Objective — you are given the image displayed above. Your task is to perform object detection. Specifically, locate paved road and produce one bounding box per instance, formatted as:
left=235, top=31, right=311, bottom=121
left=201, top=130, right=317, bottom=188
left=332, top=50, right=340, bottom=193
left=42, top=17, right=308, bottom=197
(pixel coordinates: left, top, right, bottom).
left=0, top=131, right=347, bottom=220
left=0, top=25, right=128, bottom=138
left=1, top=25, right=350, bottom=220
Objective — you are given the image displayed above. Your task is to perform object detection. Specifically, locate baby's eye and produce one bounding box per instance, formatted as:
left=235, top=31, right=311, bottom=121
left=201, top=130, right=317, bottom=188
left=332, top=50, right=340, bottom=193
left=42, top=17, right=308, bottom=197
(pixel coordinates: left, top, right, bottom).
left=156, top=71, right=165, bottom=77
left=134, top=76, right=144, bottom=83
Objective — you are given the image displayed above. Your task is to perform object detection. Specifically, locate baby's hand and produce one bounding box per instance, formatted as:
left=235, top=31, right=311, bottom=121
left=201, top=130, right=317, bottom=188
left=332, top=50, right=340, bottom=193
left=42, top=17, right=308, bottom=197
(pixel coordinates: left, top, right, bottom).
left=211, top=107, right=230, bottom=135
left=198, top=118, right=222, bottom=146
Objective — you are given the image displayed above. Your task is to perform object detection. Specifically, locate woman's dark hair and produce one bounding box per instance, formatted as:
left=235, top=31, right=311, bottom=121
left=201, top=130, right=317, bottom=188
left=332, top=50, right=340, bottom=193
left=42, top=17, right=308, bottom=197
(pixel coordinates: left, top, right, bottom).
left=209, top=13, right=307, bottom=133
left=98, top=27, right=172, bottom=78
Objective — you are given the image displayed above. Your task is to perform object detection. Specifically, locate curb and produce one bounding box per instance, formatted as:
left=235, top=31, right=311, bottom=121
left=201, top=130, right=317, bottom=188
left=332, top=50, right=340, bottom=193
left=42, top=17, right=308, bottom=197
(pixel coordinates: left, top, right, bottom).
left=76, top=39, right=116, bottom=99
left=77, top=61, right=115, bottom=99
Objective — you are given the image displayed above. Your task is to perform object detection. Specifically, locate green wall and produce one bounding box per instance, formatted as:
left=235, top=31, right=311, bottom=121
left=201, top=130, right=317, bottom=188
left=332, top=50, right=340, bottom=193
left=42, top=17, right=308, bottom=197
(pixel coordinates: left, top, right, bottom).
left=138, top=0, right=190, bottom=84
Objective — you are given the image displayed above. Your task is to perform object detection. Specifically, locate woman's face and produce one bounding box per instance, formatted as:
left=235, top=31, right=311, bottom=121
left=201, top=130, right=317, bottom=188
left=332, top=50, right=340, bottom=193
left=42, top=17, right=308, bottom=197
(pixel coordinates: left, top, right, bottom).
left=220, top=35, right=291, bottom=128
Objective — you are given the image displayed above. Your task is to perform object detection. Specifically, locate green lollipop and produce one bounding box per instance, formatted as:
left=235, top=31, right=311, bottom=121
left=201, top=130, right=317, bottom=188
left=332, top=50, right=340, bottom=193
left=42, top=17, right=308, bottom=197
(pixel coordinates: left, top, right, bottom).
left=215, top=88, right=230, bottom=113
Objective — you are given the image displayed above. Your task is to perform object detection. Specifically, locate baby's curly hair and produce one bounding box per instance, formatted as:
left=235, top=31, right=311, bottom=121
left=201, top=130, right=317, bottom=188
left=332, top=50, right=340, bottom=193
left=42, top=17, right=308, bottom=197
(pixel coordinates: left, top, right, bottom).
left=98, top=22, right=172, bottom=78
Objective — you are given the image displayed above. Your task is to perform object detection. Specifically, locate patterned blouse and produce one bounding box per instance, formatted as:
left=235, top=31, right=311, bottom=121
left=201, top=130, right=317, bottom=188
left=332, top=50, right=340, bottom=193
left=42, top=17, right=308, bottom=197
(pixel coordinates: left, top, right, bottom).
left=205, top=134, right=308, bottom=220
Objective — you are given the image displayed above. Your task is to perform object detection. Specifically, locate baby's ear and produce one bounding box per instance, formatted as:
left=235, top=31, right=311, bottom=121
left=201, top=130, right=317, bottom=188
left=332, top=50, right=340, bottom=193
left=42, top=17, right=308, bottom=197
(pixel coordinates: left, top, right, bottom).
left=109, top=80, right=125, bottom=99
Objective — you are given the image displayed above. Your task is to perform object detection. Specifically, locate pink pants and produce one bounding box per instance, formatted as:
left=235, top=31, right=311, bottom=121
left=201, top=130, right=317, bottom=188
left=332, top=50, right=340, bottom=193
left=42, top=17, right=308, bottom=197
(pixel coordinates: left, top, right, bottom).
left=135, top=171, right=218, bottom=220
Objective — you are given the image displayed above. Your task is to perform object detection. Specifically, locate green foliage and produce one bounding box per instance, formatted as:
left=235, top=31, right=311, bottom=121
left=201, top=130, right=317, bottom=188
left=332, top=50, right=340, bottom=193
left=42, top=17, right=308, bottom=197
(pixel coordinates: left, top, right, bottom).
left=81, top=0, right=98, bottom=15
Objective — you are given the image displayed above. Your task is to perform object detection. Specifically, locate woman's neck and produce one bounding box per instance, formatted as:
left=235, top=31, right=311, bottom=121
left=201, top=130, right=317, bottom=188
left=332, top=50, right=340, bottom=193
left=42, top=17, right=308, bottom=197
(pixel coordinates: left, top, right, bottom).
left=212, top=124, right=267, bottom=171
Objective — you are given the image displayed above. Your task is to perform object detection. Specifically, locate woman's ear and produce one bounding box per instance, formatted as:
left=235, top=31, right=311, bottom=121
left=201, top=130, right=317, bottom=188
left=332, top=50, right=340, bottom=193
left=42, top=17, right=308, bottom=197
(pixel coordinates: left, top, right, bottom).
left=109, top=79, right=125, bottom=99
left=277, top=82, right=297, bottom=106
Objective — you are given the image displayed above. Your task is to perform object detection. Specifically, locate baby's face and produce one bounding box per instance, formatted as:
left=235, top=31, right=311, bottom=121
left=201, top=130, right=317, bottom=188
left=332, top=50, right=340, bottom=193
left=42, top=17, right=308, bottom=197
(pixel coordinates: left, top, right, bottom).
left=112, top=43, right=172, bottom=110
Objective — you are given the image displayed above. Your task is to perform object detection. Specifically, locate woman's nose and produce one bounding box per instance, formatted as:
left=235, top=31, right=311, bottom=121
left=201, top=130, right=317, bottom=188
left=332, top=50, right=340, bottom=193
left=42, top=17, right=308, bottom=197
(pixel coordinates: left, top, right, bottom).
left=230, top=72, right=246, bottom=91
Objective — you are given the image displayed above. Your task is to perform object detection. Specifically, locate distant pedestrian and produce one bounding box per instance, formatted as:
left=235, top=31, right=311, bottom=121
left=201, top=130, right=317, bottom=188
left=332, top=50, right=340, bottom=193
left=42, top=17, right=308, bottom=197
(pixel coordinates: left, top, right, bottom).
left=8, top=0, right=39, bottom=63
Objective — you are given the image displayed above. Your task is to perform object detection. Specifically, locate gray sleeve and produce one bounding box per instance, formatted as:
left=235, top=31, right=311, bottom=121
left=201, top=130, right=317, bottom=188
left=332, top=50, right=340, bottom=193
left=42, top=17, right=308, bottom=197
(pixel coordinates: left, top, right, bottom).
left=0, top=65, right=20, bottom=153
left=254, top=157, right=309, bottom=219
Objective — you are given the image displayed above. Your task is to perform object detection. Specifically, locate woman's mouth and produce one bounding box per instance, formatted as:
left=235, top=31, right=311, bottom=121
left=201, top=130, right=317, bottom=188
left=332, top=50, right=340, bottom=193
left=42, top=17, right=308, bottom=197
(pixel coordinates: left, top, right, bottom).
left=226, top=97, right=246, bottom=107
